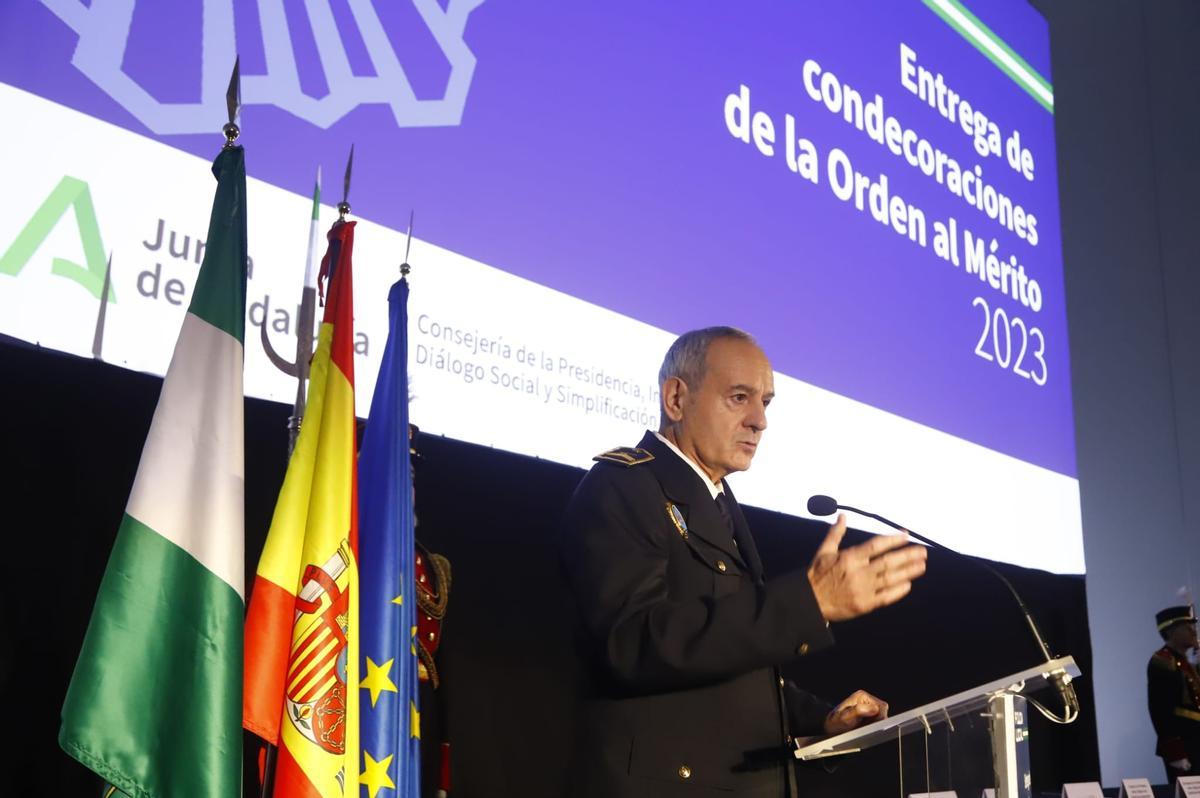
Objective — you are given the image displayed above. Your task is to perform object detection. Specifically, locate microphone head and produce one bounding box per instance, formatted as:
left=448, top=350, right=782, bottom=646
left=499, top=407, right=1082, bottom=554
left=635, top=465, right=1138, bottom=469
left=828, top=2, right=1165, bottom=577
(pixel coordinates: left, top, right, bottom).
left=807, top=494, right=838, bottom=516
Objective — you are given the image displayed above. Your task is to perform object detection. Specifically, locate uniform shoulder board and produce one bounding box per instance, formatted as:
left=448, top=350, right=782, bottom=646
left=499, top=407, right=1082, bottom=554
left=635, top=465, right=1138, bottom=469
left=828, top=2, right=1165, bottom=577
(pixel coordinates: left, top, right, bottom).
left=594, top=446, right=655, bottom=467
left=1151, top=648, right=1179, bottom=672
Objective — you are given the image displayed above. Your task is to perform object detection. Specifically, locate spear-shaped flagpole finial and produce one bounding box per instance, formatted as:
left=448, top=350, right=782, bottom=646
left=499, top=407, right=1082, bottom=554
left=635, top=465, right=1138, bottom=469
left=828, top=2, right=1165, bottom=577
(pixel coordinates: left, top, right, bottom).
left=400, top=210, right=414, bottom=277
left=223, top=56, right=241, bottom=148
left=338, top=144, right=354, bottom=220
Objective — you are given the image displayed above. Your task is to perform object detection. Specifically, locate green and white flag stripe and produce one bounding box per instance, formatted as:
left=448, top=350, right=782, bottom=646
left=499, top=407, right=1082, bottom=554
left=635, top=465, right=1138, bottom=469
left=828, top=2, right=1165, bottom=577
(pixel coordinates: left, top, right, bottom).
left=923, top=0, right=1054, bottom=113
left=60, top=146, right=248, bottom=798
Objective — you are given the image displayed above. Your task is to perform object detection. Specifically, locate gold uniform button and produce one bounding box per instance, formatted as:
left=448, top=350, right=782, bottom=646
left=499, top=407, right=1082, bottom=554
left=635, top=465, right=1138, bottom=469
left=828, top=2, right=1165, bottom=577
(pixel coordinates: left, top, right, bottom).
left=678, top=765, right=692, bottom=780
left=798, top=642, right=810, bottom=656
left=716, top=560, right=727, bottom=573
left=778, top=677, right=786, bottom=687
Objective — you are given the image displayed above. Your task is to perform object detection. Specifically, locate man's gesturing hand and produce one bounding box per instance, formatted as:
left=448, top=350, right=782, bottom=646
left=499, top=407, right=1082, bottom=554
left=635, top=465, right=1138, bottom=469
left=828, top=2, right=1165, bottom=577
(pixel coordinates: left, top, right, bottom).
left=807, top=513, right=927, bottom=622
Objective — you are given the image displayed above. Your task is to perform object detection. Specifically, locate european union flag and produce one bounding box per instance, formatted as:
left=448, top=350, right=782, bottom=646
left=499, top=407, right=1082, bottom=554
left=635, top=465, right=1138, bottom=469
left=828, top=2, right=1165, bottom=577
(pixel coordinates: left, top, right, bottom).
left=358, top=278, right=420, bottom=798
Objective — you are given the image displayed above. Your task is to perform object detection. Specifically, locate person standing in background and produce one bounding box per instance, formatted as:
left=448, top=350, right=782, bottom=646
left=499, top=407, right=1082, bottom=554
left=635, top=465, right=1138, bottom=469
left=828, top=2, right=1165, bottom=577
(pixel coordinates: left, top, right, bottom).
left=1148, top=605, right=1200, bottom=784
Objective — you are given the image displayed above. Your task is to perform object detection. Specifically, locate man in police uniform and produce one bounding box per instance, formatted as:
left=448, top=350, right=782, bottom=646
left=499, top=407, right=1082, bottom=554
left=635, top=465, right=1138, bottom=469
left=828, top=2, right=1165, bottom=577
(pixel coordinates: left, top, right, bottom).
left=1148, top=605, right=1200, bottom=784
left=561, top=327, right=928, bottom=797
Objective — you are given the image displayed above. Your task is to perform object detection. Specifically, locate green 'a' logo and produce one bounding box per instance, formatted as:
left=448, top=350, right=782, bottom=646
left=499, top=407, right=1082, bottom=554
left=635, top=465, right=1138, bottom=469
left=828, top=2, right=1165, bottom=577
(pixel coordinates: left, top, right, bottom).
left=0, top=176, right=116, bottom=301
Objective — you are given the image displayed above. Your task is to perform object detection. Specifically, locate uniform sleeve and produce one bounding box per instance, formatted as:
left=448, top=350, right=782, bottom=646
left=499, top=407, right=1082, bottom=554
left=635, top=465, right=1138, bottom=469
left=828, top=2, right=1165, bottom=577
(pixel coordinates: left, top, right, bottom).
left=784, top=681, right=835, bottom=736
left=1148, top=656, right=1189, bottom=761
left=562, top=467, right=834, bottom=693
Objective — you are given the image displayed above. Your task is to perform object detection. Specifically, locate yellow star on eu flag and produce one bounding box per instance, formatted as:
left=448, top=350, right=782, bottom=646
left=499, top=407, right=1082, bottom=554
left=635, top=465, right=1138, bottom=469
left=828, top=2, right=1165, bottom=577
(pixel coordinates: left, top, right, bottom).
left=360, top=657, right=398, bottom=707
left=360, top=751, right=396, bottom=798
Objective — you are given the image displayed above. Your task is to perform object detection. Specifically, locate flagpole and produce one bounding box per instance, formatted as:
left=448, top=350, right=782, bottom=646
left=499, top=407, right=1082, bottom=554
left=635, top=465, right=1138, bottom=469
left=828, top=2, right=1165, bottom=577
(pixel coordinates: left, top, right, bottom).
left=338, top=144, right=354, bottom=224
left=219, top=56, right=283, bottom=798
left=222, top=57, right=240, bottom=150
left=288, top=168, right=322, bottom=455
left=258, top=167, right=321, bottom=459
left=91, top=252, right=113, bottom=360
left=260, top=145, right=353, bottom=458
left=252, top=145, right=357, bottom=798
left=401, top=209, right=414, bottom=279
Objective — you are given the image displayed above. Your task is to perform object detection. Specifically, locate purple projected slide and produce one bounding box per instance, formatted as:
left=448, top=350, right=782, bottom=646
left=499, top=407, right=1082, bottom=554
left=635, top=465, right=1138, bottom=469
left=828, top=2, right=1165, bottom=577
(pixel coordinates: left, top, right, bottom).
left=0, top=0, right=1072, bottom=477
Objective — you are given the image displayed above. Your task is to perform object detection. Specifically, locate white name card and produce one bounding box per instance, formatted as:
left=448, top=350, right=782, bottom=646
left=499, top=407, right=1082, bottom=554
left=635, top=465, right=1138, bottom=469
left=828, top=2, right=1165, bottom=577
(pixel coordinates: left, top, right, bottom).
left=1177, top=775, right=1200, bottom=798
left=1061, top=783, right=1105, bottom=798
left=1118, top=778, right=1155, bottom=798
left=982, top=790, right=996, bottom=798
left=909, top=793, right=958, bottom=798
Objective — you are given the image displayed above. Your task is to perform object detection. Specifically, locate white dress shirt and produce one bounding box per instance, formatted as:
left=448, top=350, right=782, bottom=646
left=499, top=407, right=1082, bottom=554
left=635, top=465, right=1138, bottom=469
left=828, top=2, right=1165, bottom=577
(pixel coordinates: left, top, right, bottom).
left=653, top=431, right=723, bottom=500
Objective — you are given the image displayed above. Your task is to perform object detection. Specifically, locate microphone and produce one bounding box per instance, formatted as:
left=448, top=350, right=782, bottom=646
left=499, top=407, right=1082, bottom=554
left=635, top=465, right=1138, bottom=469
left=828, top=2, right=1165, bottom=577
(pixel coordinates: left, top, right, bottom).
left=806, top=494, right=838, bottom=517
left=806, top=494, right=1080, bottom=721
left=808, top=491, right=1013, bottom=579
left=807, top=494, right=938, bottom=549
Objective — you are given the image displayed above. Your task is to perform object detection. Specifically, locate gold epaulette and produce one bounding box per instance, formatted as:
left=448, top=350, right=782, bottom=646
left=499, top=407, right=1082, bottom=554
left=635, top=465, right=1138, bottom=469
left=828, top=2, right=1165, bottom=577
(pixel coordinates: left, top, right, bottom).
left=594, top=446, right=655, bottom=466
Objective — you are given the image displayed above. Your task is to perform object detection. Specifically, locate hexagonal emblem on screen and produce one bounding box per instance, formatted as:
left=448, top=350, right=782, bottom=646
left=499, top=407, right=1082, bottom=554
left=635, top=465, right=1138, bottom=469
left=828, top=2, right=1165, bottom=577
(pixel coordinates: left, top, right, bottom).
left=38, top=0, right=484, bottom=134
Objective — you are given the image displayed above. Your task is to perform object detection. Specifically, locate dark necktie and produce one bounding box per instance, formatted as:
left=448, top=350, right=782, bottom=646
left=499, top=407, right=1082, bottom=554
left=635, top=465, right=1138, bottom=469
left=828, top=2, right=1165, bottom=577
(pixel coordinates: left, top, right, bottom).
left=715, top=492, right=737, bottom=537
left=717, top=492, right=766, bottom=580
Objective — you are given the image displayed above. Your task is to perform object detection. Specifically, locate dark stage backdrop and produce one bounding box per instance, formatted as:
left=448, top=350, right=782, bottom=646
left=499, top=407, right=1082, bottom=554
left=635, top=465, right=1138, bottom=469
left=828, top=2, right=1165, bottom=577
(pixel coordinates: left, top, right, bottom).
left=2, top=340, right=1099, bottom=796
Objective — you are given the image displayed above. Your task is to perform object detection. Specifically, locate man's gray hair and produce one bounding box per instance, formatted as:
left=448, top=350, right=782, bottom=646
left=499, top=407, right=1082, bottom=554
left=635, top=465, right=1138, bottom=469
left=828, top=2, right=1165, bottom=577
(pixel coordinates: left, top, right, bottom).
left=658, top=325, right=756, bottom=395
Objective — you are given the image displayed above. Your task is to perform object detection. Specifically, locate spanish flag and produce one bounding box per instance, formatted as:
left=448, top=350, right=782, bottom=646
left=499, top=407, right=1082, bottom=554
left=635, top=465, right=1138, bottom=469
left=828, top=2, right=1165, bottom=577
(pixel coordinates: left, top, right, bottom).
left=244, top=219, right=360, bottom=797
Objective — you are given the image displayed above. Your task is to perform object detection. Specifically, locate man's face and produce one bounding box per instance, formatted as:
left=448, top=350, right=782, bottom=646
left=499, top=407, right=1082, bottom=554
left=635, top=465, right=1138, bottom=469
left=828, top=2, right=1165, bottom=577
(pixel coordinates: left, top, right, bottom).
left=1168, top=621, right=1199, bottom=652
left=675, top=337, right=775, bottom=483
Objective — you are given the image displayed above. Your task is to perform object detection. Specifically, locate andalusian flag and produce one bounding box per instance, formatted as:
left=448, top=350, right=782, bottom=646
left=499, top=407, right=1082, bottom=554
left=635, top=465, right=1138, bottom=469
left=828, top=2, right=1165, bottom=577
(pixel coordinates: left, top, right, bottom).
left=59, top=146, right=248, bottom=798
left=358, top=277, right=421, bottom=798
left=244, top=219, right=360, bottom=797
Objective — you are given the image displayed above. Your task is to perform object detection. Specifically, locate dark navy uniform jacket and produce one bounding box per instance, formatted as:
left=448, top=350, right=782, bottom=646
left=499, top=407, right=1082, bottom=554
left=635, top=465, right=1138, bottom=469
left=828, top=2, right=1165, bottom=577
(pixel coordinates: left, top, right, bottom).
left=562, top=431, right=835, bottom=797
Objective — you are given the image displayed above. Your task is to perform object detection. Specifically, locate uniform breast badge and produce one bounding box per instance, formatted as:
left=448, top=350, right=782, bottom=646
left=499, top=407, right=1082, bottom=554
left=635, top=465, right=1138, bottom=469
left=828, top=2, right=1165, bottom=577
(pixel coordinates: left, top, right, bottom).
left=666, top=503, right=688, bottom=539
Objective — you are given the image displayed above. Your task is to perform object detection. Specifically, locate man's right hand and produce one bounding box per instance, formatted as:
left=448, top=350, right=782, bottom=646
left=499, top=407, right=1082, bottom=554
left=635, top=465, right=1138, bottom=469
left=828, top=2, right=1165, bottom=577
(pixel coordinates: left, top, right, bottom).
left=807, top=514, right=928, bottom=622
